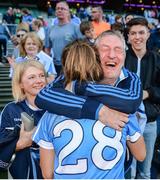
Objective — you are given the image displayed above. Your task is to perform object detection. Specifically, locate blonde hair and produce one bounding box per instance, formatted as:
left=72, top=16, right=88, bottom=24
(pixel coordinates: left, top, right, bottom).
left=61, top=40, right=103, bottom=85
left=16, top=22, right=30, bottom=33
left=32, top=19, right=42, bottom=28
left=12, top=60, right=47, bottom=102
left=19, top=32, right=43, bottom=56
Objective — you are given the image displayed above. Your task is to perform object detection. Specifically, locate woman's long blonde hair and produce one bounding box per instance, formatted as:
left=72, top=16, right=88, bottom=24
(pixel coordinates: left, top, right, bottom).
left=12, top=60, right=47, bottom=102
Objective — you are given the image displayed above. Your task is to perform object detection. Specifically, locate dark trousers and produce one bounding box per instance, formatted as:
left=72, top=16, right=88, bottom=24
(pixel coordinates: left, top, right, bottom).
left=55, top=65, right=62, bottom=77
left=0, top=38, right=7, bottom=62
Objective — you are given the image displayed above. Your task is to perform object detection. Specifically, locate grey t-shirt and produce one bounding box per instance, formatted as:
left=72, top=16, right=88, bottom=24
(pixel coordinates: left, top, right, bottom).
left=46, top=22, right=83, bottom=65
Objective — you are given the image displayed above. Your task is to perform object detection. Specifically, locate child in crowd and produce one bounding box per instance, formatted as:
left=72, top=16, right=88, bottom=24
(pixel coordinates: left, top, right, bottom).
left=80, top=21, right=95, bottom=45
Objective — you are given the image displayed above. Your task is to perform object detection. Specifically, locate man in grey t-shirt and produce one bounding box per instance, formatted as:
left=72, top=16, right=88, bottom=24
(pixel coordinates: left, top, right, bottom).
left=45, top=1, right=82, bottom=75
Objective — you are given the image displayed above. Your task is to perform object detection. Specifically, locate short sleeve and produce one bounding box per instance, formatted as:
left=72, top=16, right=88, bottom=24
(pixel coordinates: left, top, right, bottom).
left=126, top=114, right=141, bottom=142
left=32, top=112, right=54, bottom=150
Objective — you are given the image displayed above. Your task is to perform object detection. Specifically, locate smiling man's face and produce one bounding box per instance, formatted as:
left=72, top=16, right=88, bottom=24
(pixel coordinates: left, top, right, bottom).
left=128, top=25, right=150, bottom=53
left=97, top=34, right=125, bottom=85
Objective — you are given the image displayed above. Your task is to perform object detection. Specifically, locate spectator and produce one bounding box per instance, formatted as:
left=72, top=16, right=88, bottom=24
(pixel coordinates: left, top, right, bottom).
left=115, top=14, right=123, bottom=24
left=124, top=13, right=134, bottom=45
left=0, top=18, right=10, bottom=66
left=80, top=21, right=95, bottom=45
left=17, top=22, right=30, bottom=32
left=37, top=16, right=48, bottom=27
left=79, top=7, right=88, bottom=21
left=47, top=4, right=53, bottom=18
left=70, top=11, right=81, bottom=25
left=21, top=8, right=33, bottom=25
left=148, top=27, right=160, bottom=53
left=51, top=10, right=81, bottom=25
left=112, top=15, right=125, bottom=34
left=45, top=0, right=82, bottom=75
left=91, top=5, right=111, bottom=37
left=9, top=22, right=30, bottom=60
left=3, top=7, right=15, bottom=35
left=31, top=19, right=45, bottom=42
left=2, top=7, right=15, bottom=24
left=0, top=60, right=47, bottom=179
left=13, top=8, right=22, bottom=24
left=111, top=22, right=124, bottom=34
left=8, top=32, right=57, bottom=82
left=125, top=17, right=160, bottom=179
left=124, top=13, right=134, bottom=26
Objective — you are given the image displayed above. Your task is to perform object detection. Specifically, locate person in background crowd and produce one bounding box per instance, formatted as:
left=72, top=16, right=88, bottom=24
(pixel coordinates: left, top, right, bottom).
left=111, top=14, right=125, bottom=34
left=125, top=17, right=160, bottom=179
left=37, top=16, right=48, bottom=27
left=11, top=29, right=27, bottom=59
left=80, top=21, right=95, bottom=45
left=45, top=0, right=82, bottom=76
left=115, top=14, right=124, bottom=24
left=33, top=39, right=145, bottom=179
left=16, top=22, right=30, bottom=33
left=91, top=5, right=111, bottom=37
left=31, top=19, right=45, bottom=42
left=0, top=18, right=10, bottom=66
left=21, top=8, right=33, bottom=25
left=111, top=22, right=124, bottom=34
left=70, top=10, right=81, bottom=25
left=147, top=26, right=160, bottom=53
left=2, top=7, right=15, bottom=25
left=8, top=32, right=57, bottom=82
left=2, top=7, right=15, bottom=35
left=51, top=10, right=81, bottom=25
left=10, top=22, right=30, bottom=59
left=151, top=114, right=160, bottom=178
left=124, top=13, right=134, bottom=26
left=13, top=8, right=22, bottom=24
left=47, top=4, right=53, bottom=18
left=124, top=13, right=134, bottom=45
left=0, top=60, right=47, bottom=179
left=79, top=7, right=88, bottom=21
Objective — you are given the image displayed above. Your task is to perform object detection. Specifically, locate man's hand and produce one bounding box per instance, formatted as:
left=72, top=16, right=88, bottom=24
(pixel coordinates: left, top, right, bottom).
left=99, top=105, right=129, bottom=131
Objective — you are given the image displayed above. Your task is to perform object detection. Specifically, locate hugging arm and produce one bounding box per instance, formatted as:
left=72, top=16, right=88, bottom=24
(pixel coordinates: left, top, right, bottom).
left=35, top=71, right=142, bottom=131
left=35, top=70, right=142, bottom=119
left=74, top=70, right=142, bottom=114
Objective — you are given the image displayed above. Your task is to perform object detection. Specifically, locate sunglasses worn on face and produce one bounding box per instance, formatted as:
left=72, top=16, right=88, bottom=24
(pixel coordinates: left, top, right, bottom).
left=17, top=34, right=25, bottom=38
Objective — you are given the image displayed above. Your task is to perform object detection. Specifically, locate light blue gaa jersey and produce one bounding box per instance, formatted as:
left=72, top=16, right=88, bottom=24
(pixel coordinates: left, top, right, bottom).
left=33, top=113, right=141, bottom=179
